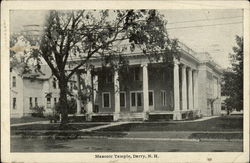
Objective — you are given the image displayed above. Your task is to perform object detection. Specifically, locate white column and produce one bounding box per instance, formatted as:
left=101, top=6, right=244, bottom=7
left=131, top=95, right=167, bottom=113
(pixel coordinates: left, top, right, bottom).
left=76, top=72, right=81, bottom=114
left=113, top=68, right=120, bottom=121
left=93, top=75, right=98, bottom=105
left=188, top=68, right=194, bottom=110
left=142, top=63, right=149, bottom=113
left=193, top=70, right=199, bottom=110
left=173, top=61, right=180, bottom=112
left=86, top=69, right=93, bottom=114
left=181, top=65, right=187, bottom=111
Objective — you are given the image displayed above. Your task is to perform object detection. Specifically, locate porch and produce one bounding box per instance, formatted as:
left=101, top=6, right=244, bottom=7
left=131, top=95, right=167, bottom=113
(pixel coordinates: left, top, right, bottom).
left=72, top=58, right=201, bottom=121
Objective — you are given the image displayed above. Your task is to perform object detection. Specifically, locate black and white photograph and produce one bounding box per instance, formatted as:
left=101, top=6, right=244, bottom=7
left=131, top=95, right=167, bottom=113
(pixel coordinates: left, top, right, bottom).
left=1, top=1, right=249, bottom=163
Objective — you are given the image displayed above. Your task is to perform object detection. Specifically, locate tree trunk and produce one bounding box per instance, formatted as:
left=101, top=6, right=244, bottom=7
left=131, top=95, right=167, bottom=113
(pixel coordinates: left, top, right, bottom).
left=59, top=79, right=69, bottom=126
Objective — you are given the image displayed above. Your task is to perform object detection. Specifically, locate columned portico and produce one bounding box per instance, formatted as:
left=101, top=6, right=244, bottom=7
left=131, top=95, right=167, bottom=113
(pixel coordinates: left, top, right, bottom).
left=113, top=68, right=120, bottom=121
left=173, top=60, right=181, bottom=120
left=188, top=67, right=194, bottom=110
left=142, top=63, right=149, bottom=120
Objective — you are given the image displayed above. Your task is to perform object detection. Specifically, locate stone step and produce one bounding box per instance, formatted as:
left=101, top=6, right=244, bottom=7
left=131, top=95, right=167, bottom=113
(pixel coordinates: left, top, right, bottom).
left=119, top=113, right=144, bottom=121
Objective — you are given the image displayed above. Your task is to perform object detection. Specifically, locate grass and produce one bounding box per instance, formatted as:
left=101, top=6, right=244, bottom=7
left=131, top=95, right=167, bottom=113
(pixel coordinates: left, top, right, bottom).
left=11, top=123, right=107, bottom=131
left=99, top=115, right=243, bottom=132
left=189, top=133, right=243, bottom=139
left=11, top=117, right=48, bottom=124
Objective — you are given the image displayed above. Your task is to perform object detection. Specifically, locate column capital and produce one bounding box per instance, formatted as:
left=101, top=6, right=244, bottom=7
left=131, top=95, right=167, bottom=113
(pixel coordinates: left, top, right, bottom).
left=141, top=63, right=148, bottom=68
left=181, top=64, right=187, bottom=69
left=173, top=58, right=180, bottom=65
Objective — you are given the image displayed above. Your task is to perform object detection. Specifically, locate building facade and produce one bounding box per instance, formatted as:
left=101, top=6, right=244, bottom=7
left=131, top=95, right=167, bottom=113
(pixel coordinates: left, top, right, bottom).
left=70, top=44, right=222, bottom=121
left=10, top=66, right=60, bottom=117
left=10, top=44, right=222, bottom=121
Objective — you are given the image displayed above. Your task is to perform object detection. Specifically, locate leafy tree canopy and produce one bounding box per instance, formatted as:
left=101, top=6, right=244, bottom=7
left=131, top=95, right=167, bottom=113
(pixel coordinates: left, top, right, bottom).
left=10, top=10, right=180, bottom=125
left=221, top=35, right=243, bottom=112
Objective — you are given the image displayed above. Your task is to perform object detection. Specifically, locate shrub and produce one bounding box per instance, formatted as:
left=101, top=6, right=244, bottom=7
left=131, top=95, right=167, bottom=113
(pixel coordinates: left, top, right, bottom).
left=30, top=106, right=45, bottom=117
left=54, top=98, right=77, bottom=114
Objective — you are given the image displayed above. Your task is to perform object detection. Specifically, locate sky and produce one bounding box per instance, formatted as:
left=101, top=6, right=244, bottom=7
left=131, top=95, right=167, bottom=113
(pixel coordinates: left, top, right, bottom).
left=10, top=9, right=243, bottom=68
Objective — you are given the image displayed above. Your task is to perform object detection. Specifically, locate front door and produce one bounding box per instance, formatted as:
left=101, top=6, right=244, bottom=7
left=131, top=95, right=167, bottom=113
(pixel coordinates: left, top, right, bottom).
left=130, top=91, right=143, bottom=112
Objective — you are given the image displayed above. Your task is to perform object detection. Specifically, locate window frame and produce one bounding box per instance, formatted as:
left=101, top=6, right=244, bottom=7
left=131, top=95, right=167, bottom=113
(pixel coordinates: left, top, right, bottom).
left=120, top=91, right=126, bottom=108
left=148, top=90, right=154, bottom=106
left=12, top=76, right=16, bottom=87
left=35, top=97, right=38, bottom=106
left=161, top=90, right=167, bottom=106
left=133, top=67, right=140, bottom=81
left=130, top=91, right=144, bottom=107
left=13, top=97, right=16, bottom=110
left=54, top=97, right=57, bottom=106
left=29, top=97, right=33, bottom=108
left=52, top=77, right=57, bottom=89
left=102, top=92, right=111, bottom=108
left=105, top=74, right=113, bottom=84
left=47, top=97, right=51, bottom=108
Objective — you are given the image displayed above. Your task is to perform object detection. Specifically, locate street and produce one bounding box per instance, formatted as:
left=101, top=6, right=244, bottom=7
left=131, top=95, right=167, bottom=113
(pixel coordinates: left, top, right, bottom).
left=11, top=137, right=243, bottom=152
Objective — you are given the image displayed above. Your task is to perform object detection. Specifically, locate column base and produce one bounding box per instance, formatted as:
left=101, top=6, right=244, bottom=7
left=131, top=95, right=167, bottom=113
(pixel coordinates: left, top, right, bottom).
left=173, top=111, right=182, bottom=120
left=143, top=112, right=149, bottom=121
left=86, top=113, right=93, bottom=121
left=113, top=113, right=120, bottom=121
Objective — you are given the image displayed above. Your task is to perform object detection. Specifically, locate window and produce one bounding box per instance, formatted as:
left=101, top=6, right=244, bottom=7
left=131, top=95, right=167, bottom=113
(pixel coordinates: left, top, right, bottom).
left=29, top=97, right=33, bottom=108
left=130, top=91, right=143, bottom=107
left=70, top=82, right=74, bottom=91
left=12, top=76, right=16, bottom=87
left=133, top=67, right=140, bottom=81
left=105, top=74, right=113, bottom=83
left=102, top=92, right=111, bottom=108
left=161, top=90, right=167, bottom=106
left=47, top=98, right=51, bottom=108
left=149, top=91, right=154, bottom=106
left=13, top=98, right=16, bottom=109
left=53, top=78, right=57, bottom=89
left=131, top=92, right=136, bottom=107
left=137, top=92, right=142, bottom=106
left=120, top=92, right=126, bottom=107
left=35, top=97, right=38, bottom=106
left=54, top=98, right=57, bottom=106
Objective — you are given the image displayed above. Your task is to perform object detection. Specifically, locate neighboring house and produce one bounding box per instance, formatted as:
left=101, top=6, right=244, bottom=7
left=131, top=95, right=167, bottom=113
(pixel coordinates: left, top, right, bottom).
left=69, top=42, right=223, bottom=121
left=10, top=65, right=60, bottom=117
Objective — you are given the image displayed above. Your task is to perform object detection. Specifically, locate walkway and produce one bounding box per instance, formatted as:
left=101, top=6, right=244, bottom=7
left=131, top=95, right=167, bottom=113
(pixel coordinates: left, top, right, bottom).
left=79, top=121, right=131, bottom=132
left=11, top=121, right=50, bottom=127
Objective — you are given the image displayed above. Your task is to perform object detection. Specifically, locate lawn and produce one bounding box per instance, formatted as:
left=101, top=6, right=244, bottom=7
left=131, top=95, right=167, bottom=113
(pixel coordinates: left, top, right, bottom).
left=10, top=117, right=48, bottom=124
left=99, top=115, right=243, bottom=132
left=11, top=123, right=107, bottom=131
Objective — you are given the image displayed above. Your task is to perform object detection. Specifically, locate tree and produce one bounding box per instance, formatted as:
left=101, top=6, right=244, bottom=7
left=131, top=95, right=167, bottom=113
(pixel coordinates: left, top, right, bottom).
left=10, top=10, right=180, bottom=126
left=221, top=35, right=243, bottom=113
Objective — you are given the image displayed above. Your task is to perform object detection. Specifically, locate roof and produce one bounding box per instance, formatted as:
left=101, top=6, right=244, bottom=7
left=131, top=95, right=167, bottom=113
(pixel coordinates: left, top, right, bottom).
left=22, top=65, right=52, bottom=80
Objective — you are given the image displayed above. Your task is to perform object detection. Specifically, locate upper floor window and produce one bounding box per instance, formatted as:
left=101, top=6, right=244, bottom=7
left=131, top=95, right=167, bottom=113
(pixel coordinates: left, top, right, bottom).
left=12, top=76, right=16, bottom=87
left=13, top=98, right=16, bottom=109
left=52, top=78, right=57, bottom=89
left=105, top=74, right=113, bottom=83
left=54, top=98, right=57, bottom=106
left=133, top=67, right=140, bottom=81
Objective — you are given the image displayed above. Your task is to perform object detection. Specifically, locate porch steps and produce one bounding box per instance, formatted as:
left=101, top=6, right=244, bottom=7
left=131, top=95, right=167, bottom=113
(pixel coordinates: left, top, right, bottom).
left=119, top=112, right=144, bottom=121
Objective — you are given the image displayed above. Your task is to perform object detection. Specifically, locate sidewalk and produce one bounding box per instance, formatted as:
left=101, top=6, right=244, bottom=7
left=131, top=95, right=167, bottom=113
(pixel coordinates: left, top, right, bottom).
left=79, top=121, right=131, bottom=132
left=11, top=120, right=50, bottom=127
